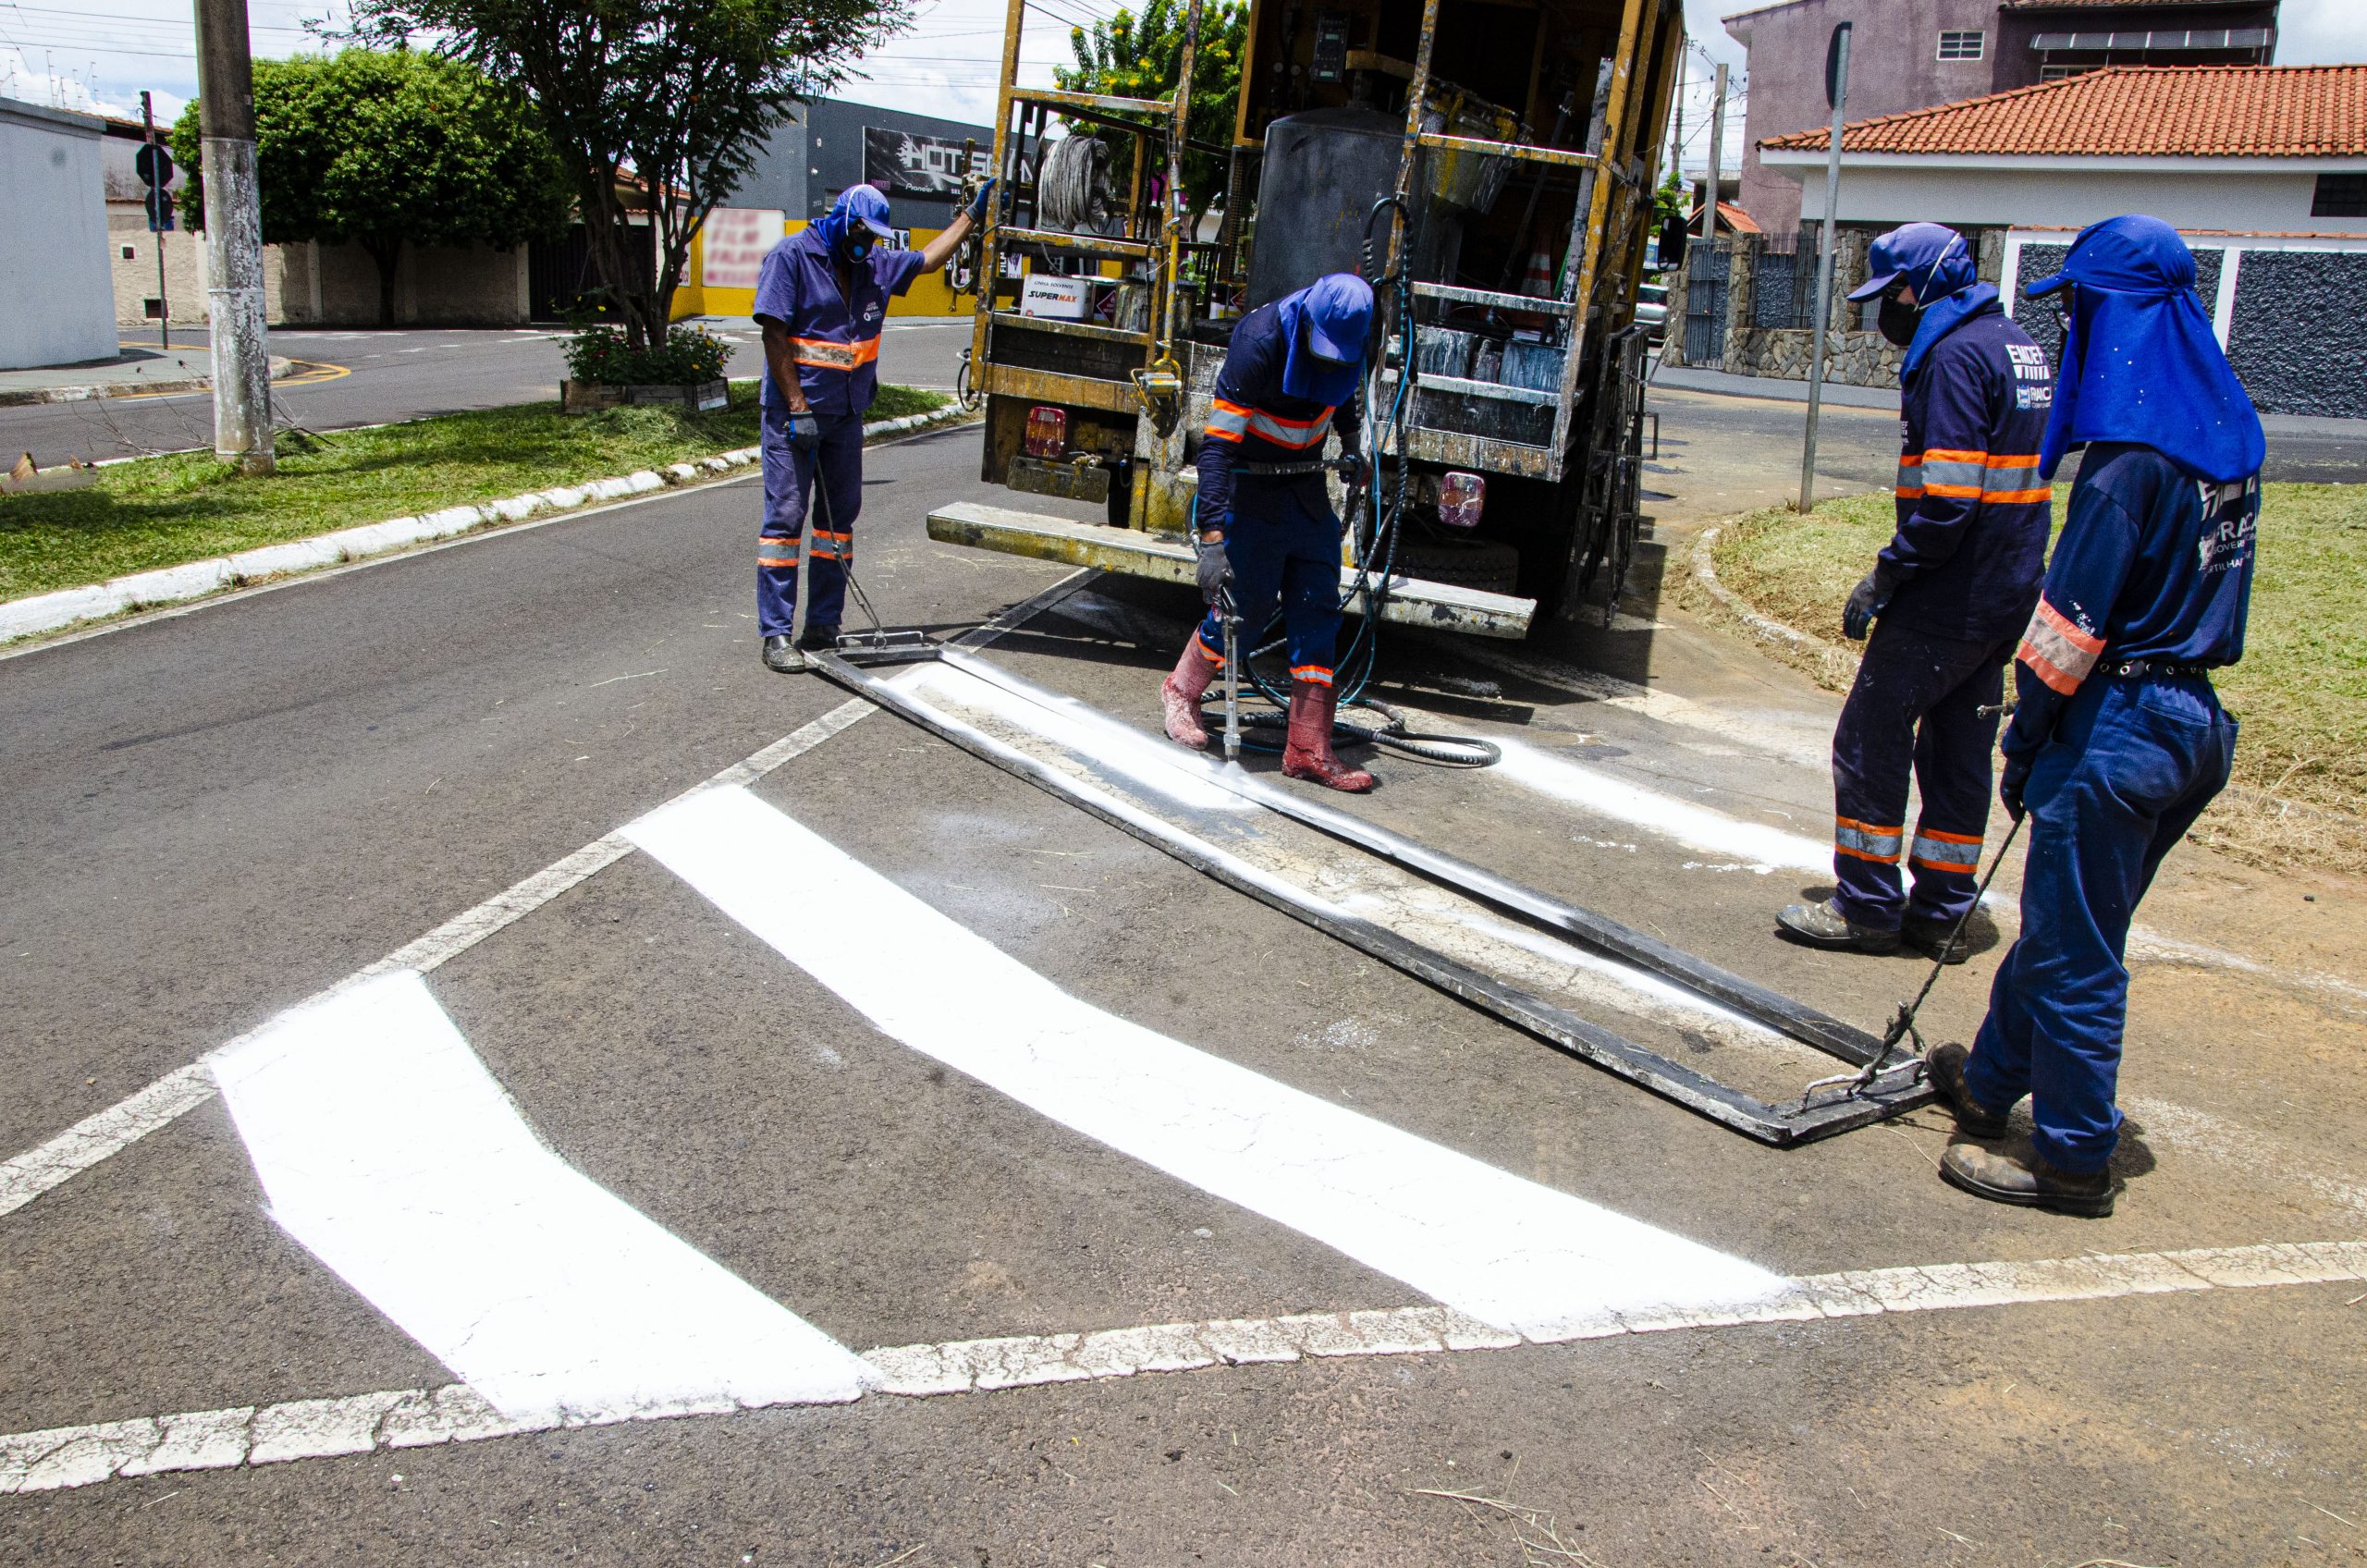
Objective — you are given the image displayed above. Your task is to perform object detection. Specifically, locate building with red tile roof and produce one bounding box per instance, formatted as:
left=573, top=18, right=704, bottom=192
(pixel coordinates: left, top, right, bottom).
left=1758, top=66, right=2367, bottom=235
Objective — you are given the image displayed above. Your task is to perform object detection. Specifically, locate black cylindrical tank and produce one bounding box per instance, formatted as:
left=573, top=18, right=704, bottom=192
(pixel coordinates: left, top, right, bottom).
left=1244, top=107, right=1404, bottom=311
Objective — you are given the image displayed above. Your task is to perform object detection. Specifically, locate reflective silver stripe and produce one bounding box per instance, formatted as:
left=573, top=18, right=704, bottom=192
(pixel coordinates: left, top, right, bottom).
left=2021, top=601, right=2102, bottom=686
left=1206, top=406, right=1250, bottom=439
left=1919, top=459, right=1987, bottom=492
left=1243, top=409, right=1331, bottom=448
left=1835, top=821, right=1903, bottom=861
left=1895, top=459, right=1922, bottom=492
left=1909, top=834, right=1981, bottom=872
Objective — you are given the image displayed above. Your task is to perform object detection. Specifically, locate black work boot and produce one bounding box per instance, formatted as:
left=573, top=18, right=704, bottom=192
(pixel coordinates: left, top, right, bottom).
left=1940, top=1141, right=2116, bottom=1218
left=761, top=634, right=805, bottom=674
left=1903, top=914, right=1975, bottom=964
left=1922, top=1042, right=2010, bottom=1140
left=796, top=622, right=840, bottom=653
left=1776, top=898, right=1901, bottom=955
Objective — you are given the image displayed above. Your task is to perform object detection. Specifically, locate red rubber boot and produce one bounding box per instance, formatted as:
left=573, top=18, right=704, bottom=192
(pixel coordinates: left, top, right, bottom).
left=1282, top=679, right=1374, bottom=791
left=1159, top=633, right=1218, bottom=748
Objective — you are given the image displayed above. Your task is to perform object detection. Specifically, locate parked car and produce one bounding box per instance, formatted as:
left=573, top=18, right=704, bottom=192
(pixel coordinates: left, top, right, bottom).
left=1635, top=281, right=1670, bottom=344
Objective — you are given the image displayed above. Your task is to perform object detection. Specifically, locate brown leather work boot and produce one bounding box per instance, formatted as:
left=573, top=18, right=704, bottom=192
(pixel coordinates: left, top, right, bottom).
left=1159, top=633, right=1218, bottom=748
left=1940, top=1141, right=2116, bottom=1218
left=1923, top=1042, right=2011, bottom=1140
left=1282, top=679, right=1374, bottom=792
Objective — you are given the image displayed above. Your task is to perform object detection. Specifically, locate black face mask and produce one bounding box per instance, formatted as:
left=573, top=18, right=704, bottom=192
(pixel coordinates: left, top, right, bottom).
left=838, top=230, right=876, bottom=266
left=1877, top=288, right=1922, bottom=348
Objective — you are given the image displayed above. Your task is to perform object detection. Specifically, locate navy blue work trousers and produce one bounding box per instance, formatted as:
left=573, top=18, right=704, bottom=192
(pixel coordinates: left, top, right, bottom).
left=1964, top=674, right=2235, bottom=1173
left=757, top=406, right=865, bottom=638
left=1830, top=620, right=2015, bottom=931
left=1194, top=479, right=1344, bottom=681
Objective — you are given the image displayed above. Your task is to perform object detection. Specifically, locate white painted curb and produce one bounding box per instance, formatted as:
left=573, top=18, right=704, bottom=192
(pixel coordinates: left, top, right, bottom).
left=0, top=400, right=975, bottom=645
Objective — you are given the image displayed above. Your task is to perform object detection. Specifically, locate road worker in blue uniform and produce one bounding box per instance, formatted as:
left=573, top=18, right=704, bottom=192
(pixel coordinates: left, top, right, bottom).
left=1924, top=215, right=2262, bottom=1217
left=1158, top=272, right=1375, bottom=790
left=755, top=180, right=994, bottom=672
left=1778, top=224, right=2054, bottom=961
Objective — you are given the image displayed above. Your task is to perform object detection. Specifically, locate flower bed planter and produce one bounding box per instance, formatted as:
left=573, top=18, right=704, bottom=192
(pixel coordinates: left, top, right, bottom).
left=560, top=378, right=730, bottom=415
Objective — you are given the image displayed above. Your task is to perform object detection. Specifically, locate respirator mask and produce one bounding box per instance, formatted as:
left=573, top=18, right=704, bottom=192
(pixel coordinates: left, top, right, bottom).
left=1877, top=288, right=1923, bottom=348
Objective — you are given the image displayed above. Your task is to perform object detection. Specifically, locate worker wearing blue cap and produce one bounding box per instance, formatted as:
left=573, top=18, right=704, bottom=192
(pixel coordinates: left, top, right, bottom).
left=1159, top=272, right=1376, bottom=790
left=1778, top=222, right=2054, bottom=962
left=754, top=178, right=995, bottom=672
left=1921, top=215, right=2262, bottom=1217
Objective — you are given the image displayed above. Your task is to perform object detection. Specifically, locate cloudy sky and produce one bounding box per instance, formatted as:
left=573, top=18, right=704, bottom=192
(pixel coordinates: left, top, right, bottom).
left=4, top=0, right=2360, bottom=169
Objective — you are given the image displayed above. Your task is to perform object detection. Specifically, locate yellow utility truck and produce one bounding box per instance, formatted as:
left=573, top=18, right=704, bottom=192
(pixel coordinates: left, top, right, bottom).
left=926, top=0, right=1686, bottom=637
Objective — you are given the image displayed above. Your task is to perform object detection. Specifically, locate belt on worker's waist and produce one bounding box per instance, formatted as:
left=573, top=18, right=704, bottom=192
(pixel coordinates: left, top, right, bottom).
left=2102, top=658, right=2215, bottom=680
left=1238, top=459, right=1331, bottom=476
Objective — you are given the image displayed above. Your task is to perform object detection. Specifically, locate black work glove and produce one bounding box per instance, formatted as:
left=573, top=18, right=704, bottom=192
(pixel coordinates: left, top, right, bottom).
left=1999, top=753, right=2032, bottom=822
left=785, top=410, right=821, bottom=455
left=1842, top=563, right=1902, bottom=641
left=1195, top=533, right=1231, bottom=605
left=1333, top=449, right=1367, bottom=490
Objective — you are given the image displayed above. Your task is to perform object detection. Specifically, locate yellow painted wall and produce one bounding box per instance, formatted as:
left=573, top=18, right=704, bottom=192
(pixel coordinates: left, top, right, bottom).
left=672, top=219, right=979, bottom=321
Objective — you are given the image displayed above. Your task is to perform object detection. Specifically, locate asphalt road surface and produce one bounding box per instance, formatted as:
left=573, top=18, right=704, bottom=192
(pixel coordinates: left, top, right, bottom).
left=0, top=320, right=976, bottom=469
left=1, top=398, right=2361, bottom=1563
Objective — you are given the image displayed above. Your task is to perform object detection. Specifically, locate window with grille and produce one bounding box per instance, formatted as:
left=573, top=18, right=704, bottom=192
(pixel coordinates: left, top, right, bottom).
left=1938, top=30, right=1985, bottom=61
left=2312, top=173, right=2367, bottom=218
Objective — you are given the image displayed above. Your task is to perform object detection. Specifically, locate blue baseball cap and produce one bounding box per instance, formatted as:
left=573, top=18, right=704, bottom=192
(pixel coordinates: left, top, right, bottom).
left=1847, top=222, right=1966, bottom=302
left=838, top=183, right=896, bottom=239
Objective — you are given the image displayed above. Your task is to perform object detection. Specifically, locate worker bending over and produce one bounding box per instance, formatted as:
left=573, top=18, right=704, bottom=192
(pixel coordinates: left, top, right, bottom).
left=754, top=180, right=993, bottom=673
left=1926, top=215, right=2261, bottom=1217
left=1779, top=224, right=2053, bottom=960
left=1159, top=272, right=1375, bottom=791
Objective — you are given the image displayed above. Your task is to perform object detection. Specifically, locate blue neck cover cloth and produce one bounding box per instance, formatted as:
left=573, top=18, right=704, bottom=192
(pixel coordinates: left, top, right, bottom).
left=1277, top=273, right=1374, bottom=403
left=1904, top=282, right=1997, bottom=380
left=2027, top=214, right=2263, bottom=485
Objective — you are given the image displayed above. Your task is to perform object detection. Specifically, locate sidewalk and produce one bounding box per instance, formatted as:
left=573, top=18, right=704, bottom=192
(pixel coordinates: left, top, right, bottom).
left=0, top=344, right=295, bottom=408
left=1649, top=362, right=1899, bottom=411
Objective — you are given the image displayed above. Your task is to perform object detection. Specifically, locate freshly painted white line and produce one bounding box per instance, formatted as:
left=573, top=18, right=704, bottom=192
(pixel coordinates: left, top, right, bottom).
left=1490, top=738, right=1832, bottom=875
left=8, top=1239, right=2360, bottom=1493
left=214, top=970, right=872, bottom=1425
left=905, top=661, right=1252, bottom=814
left=624, top=785, right=1793, bottom=1341
left=1447, top=640, right=1835, bottom=772
left=0, top=572, right=1094, bottom=1221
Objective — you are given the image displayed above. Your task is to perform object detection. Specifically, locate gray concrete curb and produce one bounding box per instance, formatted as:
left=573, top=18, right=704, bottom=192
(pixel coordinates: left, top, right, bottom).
left=0, top=355, right=297, bottom=408
left=1688, top=523, right=1849, bottom=660
left=0, top=399, right=975, bottom=645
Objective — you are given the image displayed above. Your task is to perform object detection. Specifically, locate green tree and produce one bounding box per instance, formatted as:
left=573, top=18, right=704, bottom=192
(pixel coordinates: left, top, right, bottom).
left=175, top=49, right=571, bottom=327
left=345, top=0, right=913, bottom=349
left=1054, top=0, right=1247, bottom=230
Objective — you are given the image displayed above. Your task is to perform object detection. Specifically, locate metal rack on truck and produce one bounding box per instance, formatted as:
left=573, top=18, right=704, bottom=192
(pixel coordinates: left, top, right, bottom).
left=928, top=0, right=1686, bottom=636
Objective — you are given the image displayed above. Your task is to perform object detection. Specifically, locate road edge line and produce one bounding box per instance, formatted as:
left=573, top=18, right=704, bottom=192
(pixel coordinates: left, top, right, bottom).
left=5, top=1238, right=2359, bottom=1494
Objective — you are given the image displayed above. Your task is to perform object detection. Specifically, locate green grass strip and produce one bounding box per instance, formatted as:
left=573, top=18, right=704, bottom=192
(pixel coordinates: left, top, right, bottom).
left=0, top=382, right=950, bottom=604
left=1711, top=483, right=2367, bottom=825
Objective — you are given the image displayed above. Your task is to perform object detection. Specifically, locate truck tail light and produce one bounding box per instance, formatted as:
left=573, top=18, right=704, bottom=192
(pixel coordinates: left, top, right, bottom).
left=1024, top=405, right=1068, bottom=459
left=1439, top=471, right=1485, bottom=529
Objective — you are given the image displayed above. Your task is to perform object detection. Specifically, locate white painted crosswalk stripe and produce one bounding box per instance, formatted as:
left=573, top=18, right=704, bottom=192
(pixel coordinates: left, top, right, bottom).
left=213, top=971, right=873, bottom=1426
left=624, top=785, right=1796, bottom=1343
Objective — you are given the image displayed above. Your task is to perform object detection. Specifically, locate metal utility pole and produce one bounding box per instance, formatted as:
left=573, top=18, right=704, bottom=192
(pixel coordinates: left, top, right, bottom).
left=1702, top=63, right=1727, bottom=240
left=1799, top=20, right=1849, bottom=513
left=193, top=0, right=273, bottom=474
left=140, top=91, right=171, bottom=350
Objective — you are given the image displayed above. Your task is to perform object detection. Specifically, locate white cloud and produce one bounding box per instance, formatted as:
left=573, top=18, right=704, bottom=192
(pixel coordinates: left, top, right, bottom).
left=2276, top=0, right=2367, bottom=65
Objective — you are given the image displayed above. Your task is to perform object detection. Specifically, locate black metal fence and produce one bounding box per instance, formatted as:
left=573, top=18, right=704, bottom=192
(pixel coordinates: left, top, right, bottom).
left=1748, top=230, right=1821, bottom=331
left=1684, top=244, right=1729, bottom=363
